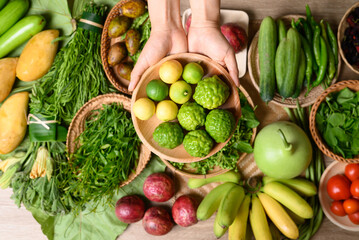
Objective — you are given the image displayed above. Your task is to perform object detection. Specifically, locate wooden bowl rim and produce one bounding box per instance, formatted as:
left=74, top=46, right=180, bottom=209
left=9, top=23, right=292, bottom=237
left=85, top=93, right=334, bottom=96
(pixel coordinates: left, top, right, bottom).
left=161, top=85, right=257, bottom=179
left=337, top=2, right=359, bottom=75
left=248, top=14, right=341, bottom=108
left=131, top=52, right=241, bottom=163
left=66, top=93, right=151, bottom=187
left=309, top=80, right=359, bottom=163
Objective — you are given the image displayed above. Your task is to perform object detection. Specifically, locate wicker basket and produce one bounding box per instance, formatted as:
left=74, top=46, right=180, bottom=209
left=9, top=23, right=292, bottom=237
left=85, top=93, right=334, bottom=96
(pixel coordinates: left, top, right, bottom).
left=248, top=15, right=341, bottom=108
left=337, top=2, right=359, bottom=75
left=101, top=0, right=145, bottom=95
left=161, top=85, right=257, bottom=178
left=309, top=80, right=359, bottom=163
left=66, top=93, right=151, bottom=187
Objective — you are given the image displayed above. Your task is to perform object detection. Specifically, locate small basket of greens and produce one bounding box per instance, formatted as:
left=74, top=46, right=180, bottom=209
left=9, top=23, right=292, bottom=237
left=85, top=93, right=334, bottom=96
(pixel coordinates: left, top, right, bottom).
left=309, top=80, right=359, bottom=163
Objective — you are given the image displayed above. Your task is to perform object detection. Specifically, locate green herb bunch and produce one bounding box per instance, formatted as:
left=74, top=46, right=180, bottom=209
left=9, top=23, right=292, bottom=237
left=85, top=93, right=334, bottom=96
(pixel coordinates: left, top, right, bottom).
left=59, top=103, right=141, bottom=211
left=171, top=91, right=260, bottom=174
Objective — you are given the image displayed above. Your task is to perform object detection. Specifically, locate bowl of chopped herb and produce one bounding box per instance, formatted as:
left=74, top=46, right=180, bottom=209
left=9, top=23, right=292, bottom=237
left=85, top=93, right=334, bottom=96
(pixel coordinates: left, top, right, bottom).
left=309, top=80, right=359, bottom=163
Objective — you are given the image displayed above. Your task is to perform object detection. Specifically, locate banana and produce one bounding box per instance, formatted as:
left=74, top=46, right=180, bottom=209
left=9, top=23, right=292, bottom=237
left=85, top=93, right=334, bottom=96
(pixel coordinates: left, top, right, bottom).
left=261, top=181, right=313, bottom=219
left=187, top=170, right=241, bottom=189
left=214, top=212, right=228, bottom=238
left=217, top=184, right=245, bottom=228
left=263, top=176, right=317, bottom=197
left=228, top=194, right=250, bottom=240
left=197, top=182, right=236, bottom=221
left=249, top=195, right=272, bottom=240
left=258, top=192, right=299, bottom=239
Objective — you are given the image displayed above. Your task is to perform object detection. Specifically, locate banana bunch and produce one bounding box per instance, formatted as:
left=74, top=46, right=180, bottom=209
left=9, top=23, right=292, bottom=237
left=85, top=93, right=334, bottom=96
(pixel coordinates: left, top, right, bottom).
left=190, top=172, right=317, bottom=240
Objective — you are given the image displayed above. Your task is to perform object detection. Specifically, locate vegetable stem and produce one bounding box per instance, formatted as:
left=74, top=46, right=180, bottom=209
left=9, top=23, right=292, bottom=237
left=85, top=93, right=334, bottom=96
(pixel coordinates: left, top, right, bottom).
left=277, top=129, right=292, bottom=151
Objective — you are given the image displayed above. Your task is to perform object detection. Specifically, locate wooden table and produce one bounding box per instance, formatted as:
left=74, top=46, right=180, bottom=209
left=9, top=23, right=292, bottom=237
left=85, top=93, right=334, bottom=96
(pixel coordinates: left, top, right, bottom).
left=1, top=0, right=359, bottom=239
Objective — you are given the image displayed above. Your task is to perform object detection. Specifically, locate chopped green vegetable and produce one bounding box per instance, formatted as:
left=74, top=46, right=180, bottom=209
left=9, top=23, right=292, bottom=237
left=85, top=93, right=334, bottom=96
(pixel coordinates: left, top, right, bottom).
left=316, top=87, right=359, bottom=158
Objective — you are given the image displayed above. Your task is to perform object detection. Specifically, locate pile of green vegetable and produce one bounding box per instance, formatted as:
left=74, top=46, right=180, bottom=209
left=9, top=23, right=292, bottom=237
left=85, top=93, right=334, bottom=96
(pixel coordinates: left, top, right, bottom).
left=316, top=87, right=359, bottom=158
left=170, top=91, right=260, bottom=174
left=258, top=4, right=338, bottom=102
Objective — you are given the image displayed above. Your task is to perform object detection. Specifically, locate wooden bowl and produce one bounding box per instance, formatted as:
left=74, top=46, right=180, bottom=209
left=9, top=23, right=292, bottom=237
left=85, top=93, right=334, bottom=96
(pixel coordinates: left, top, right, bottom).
left=131, top=53, right=241, bottom=163
left=319, top=161, right=359, bottom=231
left=161, top=85, right=257, bottom=178
left=338, top=2, right=359, bottom=75
left=101, top=0, right=147, bottom=95
left=248, top=15, right=341, bottom=108
left=67, top=93, right=151, bottom=187
left=309, top=80, right=359, bottom=163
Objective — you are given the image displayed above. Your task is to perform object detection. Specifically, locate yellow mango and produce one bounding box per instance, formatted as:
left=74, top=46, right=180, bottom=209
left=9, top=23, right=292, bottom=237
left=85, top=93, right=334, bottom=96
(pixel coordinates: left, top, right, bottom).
left=0, top=92, right=29, bottom=154
left=0, top=58, right=18, bottom=102
left=16, top=29, right=59, bottom=82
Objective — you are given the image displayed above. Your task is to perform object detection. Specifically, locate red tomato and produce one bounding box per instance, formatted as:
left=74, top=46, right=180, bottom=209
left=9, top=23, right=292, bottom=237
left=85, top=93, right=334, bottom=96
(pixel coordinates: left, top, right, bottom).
left=348, top=212, right=359, bottom=225
left=327, top=174, right=351, bottom=200
left=330, top=201, right=346, bottom=216
left=345, top=163, right=359, bottom=182
left=343, top=198, right=359, bottom=214
left=351, top=179, right=359, bottom=198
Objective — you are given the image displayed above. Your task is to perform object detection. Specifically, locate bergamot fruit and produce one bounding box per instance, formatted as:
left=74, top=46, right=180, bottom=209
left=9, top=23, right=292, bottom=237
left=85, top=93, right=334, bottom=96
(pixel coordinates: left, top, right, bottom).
left=193, top=75, right=230, bottom=109
left=205, top=109, right=235, bottom=143
left=153, top=122, right=183, bottom=149
left=177, top=102, right=206, bottom=131
left=183, top=130, right=213, bottom=157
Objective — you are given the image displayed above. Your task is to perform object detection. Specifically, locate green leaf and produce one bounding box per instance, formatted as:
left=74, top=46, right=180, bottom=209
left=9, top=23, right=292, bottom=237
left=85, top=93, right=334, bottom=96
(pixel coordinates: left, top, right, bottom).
left=26, top=205, right=56, bottom=240
left=327, top=113, right=345, bottom=127
left=72, top=0, right=120, bottom=19
left=336, top=88, right=355, bottom=104
left=231, top=141, right=253, bottom=153
left=323, top=126, right=337, bottom=147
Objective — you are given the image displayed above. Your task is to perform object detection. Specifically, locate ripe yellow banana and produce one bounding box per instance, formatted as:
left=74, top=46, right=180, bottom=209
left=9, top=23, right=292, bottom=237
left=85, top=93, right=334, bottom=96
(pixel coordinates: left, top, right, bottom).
left=258, top=192, right=299, bottom=239
left=187, top=170, right=241, bottom=189
left=261, top=181, right=313, bottom=219
left=228, top=194, right=250, bottom=240
left=214, top=213, right=228, bottom=238
left=249, top=195, right=272, bottom=240
left=217, top=184, right=245, bottom=228
left=197, top=182, right=236, bottom=221
left=263, top=176, right=317, bottom=197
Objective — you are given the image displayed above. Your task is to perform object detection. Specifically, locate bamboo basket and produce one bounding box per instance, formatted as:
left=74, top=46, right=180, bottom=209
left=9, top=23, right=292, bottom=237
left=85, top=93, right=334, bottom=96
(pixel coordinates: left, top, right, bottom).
left=309, top=80, right=359, bottom=163
left=161, top=85, right=257, bottom=178
left=66, top=93, right=151, bottom=187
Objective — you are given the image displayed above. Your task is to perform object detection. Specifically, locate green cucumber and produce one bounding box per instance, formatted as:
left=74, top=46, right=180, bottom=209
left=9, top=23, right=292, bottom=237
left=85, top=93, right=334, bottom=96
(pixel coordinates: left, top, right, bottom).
left=0, top=0, right=8, bottom=10
left=277, top=19, right=286, bottom=43
left=258, top=16, right=277, bottom=103
left=292, top=49, right=306, bottom=98
left=0, top=0, right=29, bottom=36
left=0, top=15, right=46, bottom=58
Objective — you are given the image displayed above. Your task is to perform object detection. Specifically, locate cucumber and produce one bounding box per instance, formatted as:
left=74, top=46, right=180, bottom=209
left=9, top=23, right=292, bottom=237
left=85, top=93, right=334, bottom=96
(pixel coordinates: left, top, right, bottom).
left=0, top=0, right=29, bottom=36
left=292, top=49, right=306, bottom=98
left=277, top=19, right=286, bottom=43
left=258, top=16, right=277, bottom=103
left=275, top=38, right=289, bottom=98
left=0, top=15, right=46, bottom=58
left=0, top=0, right=8, bottom=10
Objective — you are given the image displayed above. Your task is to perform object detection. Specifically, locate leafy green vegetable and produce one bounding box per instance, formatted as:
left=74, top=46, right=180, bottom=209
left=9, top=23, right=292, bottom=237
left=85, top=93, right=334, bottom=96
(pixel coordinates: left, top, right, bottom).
left=170, top=90, right=260, bottom=174
left=316, top=87, right=359, bottom=158
left=59, top=103, right=141, bottom=212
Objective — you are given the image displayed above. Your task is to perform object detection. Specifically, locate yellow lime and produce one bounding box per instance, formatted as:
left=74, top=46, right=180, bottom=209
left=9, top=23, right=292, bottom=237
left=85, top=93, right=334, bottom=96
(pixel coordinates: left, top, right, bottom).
left=159, top=60, right=183, bottom=84
left=133, top=98, right=155, bottom=120
left=156, top=100, right=178, bottom=121
left=169, top=80, right=192, bottom=104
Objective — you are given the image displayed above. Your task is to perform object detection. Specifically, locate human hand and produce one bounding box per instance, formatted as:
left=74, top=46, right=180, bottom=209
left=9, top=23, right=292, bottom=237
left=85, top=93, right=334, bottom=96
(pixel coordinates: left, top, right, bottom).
left=188, top=25, right=239, bottom=86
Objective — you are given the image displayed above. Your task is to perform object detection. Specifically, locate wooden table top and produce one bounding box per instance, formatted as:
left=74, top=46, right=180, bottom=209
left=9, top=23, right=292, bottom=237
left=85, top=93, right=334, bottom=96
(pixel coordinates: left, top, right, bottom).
left=1, top=0, right=359, bottom=239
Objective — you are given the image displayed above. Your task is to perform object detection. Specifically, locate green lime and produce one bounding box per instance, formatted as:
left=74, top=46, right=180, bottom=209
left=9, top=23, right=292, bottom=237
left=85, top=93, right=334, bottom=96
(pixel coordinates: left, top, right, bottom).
left=169, top=80, right=192, bottom=104
left=146, top=79, right=169, bottom=101
left=156, top=100, right=178, bottom=121
left=182, top=62, right=204, bottom=84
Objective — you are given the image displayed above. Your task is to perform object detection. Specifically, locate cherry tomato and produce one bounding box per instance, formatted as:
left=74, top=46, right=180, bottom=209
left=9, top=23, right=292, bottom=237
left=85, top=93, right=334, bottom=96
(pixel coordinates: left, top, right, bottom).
left=330, top=201, right=346, bottom=216
left=343, top=198, right=359, bottom=214
left=345, top=163, right=359, bottom=182
left=348, top=212, right=359, bottom=225
left=351, top=179, right=359, bottom=199
left=327, top=174, right=351, bottom=200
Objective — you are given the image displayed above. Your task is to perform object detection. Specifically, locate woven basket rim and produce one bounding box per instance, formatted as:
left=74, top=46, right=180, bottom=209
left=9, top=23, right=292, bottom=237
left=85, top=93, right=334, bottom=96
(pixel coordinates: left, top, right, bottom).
left=161, top=85, right=258, bottom=179
left=66, top=93, right=151, bottom=187
left=337, top=2, right=359, bottom=75
left=309, top=80, right=359, bottom=163
left=248, top=14, right=341, bottom=108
